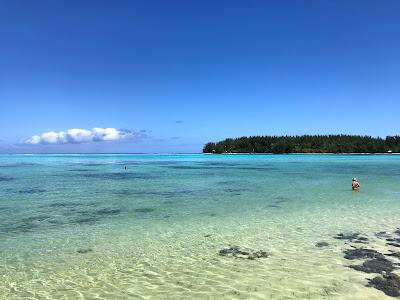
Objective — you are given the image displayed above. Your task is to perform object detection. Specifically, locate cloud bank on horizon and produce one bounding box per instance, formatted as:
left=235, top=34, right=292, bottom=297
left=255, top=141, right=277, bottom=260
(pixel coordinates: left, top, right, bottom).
left=25, top=128, right=139, bottom=145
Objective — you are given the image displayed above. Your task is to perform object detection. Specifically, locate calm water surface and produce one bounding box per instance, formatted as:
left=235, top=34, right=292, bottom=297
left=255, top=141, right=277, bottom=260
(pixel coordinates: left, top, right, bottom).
left=1, top=154, right=400, bottom=299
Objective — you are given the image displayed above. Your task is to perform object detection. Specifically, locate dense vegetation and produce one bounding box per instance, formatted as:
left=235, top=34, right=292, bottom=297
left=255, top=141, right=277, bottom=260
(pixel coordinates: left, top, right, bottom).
left=203, top=135, right=400, bottom=154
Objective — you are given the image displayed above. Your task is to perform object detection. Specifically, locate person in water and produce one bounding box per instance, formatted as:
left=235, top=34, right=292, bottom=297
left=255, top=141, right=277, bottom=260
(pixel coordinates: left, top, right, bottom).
left=352, top=178, right=360, bottom=191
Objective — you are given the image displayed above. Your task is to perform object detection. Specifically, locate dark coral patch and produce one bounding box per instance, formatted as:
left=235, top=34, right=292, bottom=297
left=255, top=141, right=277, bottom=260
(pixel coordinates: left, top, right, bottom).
left=334, top=233, right=364, bottom=242
left=353, top=236, right=369, bottom=244
left=368, top=273, right=400, bottom=297
left=387, top=252, right=400, bottom=258
left=315, top=242, right=329, bottom=248
left=376, top=231, right=389, bottom=238
left=219, top=246, right=269, bottom=260
left=77, top=248, right=93, bottom=254
left=343, top=248, right=384, bottom=260
left=247, top=250, right=269, bottom=260
left=386, top=237, right=400, bottom=243
left=350, top=257, right=395, bottom=274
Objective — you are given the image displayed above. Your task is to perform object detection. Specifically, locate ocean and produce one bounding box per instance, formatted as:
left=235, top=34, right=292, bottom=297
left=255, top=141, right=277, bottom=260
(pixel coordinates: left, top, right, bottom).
left=1, top=154, right=400, bottom=299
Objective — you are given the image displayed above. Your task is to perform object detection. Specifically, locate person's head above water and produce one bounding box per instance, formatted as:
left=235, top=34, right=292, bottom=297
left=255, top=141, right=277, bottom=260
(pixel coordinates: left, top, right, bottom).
left=352, top=177, right=360, bottom=190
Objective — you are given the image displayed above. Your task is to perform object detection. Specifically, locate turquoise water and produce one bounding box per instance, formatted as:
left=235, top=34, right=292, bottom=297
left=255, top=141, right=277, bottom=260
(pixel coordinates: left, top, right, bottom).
left=1, top=154, right=400, bottom=299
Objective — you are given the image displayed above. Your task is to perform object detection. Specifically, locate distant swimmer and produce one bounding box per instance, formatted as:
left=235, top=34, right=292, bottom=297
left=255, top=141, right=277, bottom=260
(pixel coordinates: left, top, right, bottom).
left=352, top=178, right=360, bottom=191
left=124, top=166, right=127, bottom=170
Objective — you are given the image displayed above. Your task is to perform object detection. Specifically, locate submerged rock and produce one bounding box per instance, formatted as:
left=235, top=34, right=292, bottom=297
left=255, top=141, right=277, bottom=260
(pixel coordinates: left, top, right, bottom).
left=77, top=248, right=93, bottom=254
left=219, top=245, right=241, bottom=255
left=376, top=231, right=390, bottom=238
left=387, top=238, right=397, bottom=242
left=354, top=236, right=369, bottom=244
left=387, top=242, right=400, bottom=248
left=368, top=273, right=400, bottom=297
left=334, top=233, right=360, bottom=241
left=350, top=257, right=395, bottom=274
left=219, top=246, right=269, bottom=260
left=343, top=248, right=385, bottom=260
left=249, top=250, right=269, bottom=259
left=315, top=242, right=330, bottom=248
left=387, top=252, right=400, bottom=258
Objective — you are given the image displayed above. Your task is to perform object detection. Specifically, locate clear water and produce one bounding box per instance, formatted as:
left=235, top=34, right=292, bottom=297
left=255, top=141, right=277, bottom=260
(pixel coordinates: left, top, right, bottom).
left=1, top=154, right=400, bottom=299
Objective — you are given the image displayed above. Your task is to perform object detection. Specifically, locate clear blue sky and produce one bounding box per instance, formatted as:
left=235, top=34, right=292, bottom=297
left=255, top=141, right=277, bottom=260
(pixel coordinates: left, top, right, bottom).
left=1, top=0, right=399, bottom=153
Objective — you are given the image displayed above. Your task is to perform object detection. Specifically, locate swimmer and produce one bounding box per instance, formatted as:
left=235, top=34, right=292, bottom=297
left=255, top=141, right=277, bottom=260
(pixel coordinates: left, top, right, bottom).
left=352, top=178, right=360, bottom=191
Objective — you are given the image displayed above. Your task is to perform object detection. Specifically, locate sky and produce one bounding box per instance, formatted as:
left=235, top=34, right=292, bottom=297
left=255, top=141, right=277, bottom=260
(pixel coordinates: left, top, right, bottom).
left=0, top=0, right=399, bottom=153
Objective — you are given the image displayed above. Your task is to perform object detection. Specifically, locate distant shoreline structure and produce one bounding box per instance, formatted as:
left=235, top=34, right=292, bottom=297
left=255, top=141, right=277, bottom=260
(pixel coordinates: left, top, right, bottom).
left=203, top=135, right=400, bottom=154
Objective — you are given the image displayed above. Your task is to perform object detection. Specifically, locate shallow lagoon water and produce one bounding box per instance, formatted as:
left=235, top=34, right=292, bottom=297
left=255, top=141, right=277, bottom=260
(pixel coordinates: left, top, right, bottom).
left=1, top=154, right=400, bottom=299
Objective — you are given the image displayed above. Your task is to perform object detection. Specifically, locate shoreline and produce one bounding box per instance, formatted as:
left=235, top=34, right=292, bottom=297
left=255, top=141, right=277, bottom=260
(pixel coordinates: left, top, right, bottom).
left=1, top=152, right=398, bottom=156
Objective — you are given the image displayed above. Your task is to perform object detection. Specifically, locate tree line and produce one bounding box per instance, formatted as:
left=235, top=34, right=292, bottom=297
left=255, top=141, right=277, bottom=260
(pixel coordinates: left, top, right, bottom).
left=203, top=135, right=400, bottom=154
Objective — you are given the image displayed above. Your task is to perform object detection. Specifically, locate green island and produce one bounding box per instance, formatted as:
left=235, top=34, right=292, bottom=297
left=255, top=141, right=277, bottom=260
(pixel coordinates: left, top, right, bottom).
left=203, top=135, right=400, bottom=154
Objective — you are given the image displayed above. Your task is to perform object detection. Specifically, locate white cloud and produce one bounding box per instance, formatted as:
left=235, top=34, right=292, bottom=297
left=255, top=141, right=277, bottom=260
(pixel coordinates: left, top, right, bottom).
left=25, top=128, right=139, bottom=145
